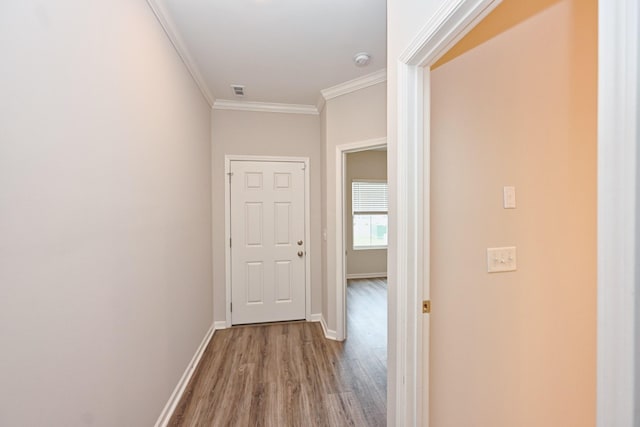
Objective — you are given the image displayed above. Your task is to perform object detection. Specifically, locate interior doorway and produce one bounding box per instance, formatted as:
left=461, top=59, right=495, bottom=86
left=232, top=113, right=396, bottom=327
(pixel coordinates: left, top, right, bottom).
left=338, top=138, right=388, bottom=422
left=344, top=146, right=388, bottom=341
left=335, top=138, right=387, bottom=341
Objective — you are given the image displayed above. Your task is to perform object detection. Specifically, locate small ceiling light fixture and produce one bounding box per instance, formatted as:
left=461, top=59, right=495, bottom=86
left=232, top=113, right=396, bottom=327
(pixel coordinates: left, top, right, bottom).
left=353, top=52, right=371, bottom=67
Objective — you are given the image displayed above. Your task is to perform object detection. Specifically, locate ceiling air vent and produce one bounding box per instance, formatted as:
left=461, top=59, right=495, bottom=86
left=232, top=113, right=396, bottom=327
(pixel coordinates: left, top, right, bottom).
left=231, top=85, right=245, bottom=97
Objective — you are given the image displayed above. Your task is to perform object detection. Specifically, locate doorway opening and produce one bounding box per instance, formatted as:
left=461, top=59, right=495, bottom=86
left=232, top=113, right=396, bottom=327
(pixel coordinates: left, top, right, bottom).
left=343, top=145, right=389, bottom=422
left=335, top=138, right=387, bottom=341
left=345, top=147, right=388, bottom=333
left=393, top=1, right=504, bottom=424
left=336, top=137, right=388, bottom=421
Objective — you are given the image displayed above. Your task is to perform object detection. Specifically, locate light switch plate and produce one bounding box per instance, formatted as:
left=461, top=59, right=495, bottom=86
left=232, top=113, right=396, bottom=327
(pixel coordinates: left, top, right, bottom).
left=487, top=246, right=517, bottom=273
left=503, top=186, right=516, bottom=209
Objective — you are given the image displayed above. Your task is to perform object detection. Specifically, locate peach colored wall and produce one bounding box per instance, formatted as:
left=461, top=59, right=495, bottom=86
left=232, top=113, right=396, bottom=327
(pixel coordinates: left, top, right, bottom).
left=432, top=0, right=564, bottom=69
left=345, top=150, right=388, bottom=276
left=429, top=1, right=597, bottom=426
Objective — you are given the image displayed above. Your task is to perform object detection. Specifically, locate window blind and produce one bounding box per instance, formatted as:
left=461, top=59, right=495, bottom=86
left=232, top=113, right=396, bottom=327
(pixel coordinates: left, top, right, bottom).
left=352, top=181, right=388, bottom=213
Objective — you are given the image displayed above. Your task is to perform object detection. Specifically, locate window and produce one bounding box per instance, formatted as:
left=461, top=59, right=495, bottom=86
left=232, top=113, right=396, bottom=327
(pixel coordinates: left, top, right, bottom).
left=352, top=180, right=388, bottom=249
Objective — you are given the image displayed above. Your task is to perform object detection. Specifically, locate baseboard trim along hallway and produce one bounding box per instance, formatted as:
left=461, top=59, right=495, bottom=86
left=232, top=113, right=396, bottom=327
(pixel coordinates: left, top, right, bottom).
left=154, top=324, right=216, bottom=427
left=320, top=315, right=338, bottom=340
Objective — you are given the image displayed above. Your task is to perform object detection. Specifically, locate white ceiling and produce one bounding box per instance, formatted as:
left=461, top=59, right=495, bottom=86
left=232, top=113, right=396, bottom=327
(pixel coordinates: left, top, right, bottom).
left=157, top=0, right=387, bottom=106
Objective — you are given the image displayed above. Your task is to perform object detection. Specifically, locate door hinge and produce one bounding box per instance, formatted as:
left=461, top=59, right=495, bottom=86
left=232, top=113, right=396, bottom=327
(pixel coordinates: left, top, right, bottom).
left=227, top=172, right=233, bottom=183
left=229, top=237, right=232, bottom=248
left=230, top=302, right=232, bottom=312
left=422, top=300, right=431, bottom=314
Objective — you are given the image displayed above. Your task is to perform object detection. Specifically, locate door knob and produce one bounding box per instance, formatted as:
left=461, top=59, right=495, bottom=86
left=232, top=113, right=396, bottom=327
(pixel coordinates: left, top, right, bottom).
left=297, top=240, right=303, bottom=246
left=297, top=251, right=304, bottom=257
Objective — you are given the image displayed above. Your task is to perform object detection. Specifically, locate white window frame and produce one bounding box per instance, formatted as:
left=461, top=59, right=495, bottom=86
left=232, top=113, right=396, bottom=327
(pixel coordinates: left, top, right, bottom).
left=351, top=179, right=388, bottom=251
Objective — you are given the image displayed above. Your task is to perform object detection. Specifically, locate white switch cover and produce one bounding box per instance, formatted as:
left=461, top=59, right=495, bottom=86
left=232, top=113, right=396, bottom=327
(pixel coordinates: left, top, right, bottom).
left=487, top=246, right=517, bottom=273
left=503, top=186, right=516, bottom=208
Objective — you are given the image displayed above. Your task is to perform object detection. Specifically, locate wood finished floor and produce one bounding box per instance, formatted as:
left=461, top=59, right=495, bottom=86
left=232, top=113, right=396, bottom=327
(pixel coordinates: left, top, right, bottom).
left=169, top=278, right=387, bottom=427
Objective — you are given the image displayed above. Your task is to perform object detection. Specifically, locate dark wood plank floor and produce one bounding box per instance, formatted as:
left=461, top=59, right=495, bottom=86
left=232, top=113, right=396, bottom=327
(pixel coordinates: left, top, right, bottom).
left=169, top=278, right=387, bottom=427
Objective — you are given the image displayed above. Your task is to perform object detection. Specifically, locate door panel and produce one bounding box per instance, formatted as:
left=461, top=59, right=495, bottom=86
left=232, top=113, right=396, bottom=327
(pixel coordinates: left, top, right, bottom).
left=274, top=261, right=292, bottom=301
left=230, top=160, right=306, bottom=325
left=274, top=202, right=291, bottom=245
left=245, top=203, right=263, bottom=246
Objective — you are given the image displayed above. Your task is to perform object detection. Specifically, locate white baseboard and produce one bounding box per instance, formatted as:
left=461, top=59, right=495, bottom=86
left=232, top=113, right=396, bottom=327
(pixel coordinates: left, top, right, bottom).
left=309, top=313, right=322, bottom=322
left=214, top=320, right=228, bottom=330
left=346, top=272, right=387, bottom=279
left=154, top=324, right=215, bottom=427
left=320, top=315, right=338, bottom=341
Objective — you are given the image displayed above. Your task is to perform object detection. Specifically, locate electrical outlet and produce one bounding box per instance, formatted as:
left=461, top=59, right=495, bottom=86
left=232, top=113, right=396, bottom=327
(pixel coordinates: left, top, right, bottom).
left=487, top=246, right=517, bottom=273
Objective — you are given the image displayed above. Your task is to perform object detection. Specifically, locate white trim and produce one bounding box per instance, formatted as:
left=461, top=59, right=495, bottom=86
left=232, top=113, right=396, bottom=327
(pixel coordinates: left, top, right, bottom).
left=154, top=324, right=215, bottom=427
left=224, top=157, right=232, bottom=328
left=309, top=313, right=322, bottom=322
left=336, top=137, right=387, bottom=342
left=213, top=321, right=228, bottom=330
left=597, top=1, right=639, bottom=426
left=145, top=0, right=214, bottom=107
left=393, top=1, right=502, bottom=426
left=316, top=96, right=326, bottom=114
left=213, top=99, right=319, bottom=115
left=352, top=179, right=388, bottom=183
left=320, top=69, right=387, bottom=101
left=399, top=1, right=499, bottom=66
left=320, top=314, right=338, bottom=341
left=352, top=246, right=388, bottom=251
left=346, top=273, right=387, bottom=280
left=303, top=160, right=313, bottom=322
left=224, top=155, right=312, bottom=326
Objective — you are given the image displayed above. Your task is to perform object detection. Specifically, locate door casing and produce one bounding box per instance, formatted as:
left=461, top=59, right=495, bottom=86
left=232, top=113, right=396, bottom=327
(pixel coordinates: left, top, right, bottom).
left=224, top=155, right=312, bottom=327
left=392, top=0, right=503, bottom=425
left=597, top=1, right=639, bottom=425
left=335, top=137, right=387, bottom=342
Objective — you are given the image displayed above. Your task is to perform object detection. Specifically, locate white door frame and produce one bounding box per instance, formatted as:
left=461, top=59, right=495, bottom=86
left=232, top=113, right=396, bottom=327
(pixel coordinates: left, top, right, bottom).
left=398, top=1, right=640, bottom=426
left=393, top=0, right=502, bottom=425
left=224, top=155, right=312, bottom=327
left=335, top=137, right=387, bottom=342
left=597, top=1, right=639, bottom=425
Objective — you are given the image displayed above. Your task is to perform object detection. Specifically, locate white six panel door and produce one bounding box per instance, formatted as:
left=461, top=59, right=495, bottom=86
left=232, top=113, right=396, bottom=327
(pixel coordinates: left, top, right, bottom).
left=230, top=160, right=306, bottom=325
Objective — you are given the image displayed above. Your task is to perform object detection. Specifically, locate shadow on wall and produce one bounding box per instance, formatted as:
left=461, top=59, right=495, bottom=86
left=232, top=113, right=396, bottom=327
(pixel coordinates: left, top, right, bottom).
left=433, top=0, right=564, bottom=69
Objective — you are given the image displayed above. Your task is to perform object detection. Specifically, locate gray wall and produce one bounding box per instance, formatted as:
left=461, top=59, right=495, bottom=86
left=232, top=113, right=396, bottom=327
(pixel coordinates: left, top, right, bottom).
left=346, top=150, right=388, bottom=277
left=211, top=109, right=322, bottom=321
left=0, top=1, right=213, bottom=425
left=321, top=82, right=387, bottom=331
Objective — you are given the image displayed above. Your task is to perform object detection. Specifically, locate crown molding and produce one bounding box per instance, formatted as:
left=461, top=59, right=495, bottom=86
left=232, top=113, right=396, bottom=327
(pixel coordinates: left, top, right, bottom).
left=399, top=0, right=500, bottom=66
left=213, top=100, right=319, bottom=115
left=320, top=68, right=387, bottom=101
left=146, top=0, right=215, bottom=107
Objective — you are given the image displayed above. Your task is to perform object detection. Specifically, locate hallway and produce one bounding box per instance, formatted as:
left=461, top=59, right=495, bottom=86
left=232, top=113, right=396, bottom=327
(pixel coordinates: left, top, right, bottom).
left=169, top=278, right=387, bottom=426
